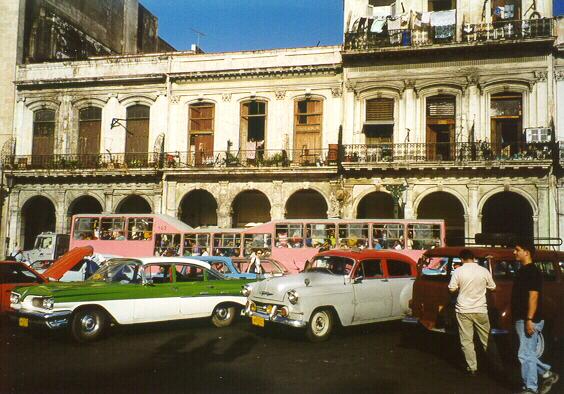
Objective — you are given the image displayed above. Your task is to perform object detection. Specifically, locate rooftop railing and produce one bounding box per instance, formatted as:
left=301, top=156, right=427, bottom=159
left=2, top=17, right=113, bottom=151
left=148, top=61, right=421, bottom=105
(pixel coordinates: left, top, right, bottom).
left=2, top=142, right=553, bottom=172
left=344, top=17, right=554, bottom=51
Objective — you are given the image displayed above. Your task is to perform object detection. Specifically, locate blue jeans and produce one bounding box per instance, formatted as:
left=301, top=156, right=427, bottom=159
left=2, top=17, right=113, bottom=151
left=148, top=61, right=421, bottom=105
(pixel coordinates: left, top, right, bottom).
left=515, top=320, right=551, bottom=392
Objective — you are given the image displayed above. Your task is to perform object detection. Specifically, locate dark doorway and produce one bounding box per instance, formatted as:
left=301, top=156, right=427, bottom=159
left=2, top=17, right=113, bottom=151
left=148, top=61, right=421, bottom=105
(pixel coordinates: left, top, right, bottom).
left=231, top=190, right=271, bottom=227
left=179, top=190, right=218, bottom=228
left=482, top=192, right=533, bottom=240
left=426, top=95, right=456, bottom=161
left=285, top=190, right=328, bottom=219
left=417, top=191, right=465, bottom=245
left=356, top=192, right=395, bottom=219
left=116, top=195, right=152, bottom=214
left=22, top=196, right=56, bottom=250
left=67, top=196, right=103, bottom=229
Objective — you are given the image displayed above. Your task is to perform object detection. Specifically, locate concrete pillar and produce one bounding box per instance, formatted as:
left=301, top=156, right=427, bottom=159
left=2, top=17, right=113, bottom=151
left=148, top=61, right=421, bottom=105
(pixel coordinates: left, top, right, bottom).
left=122, top=0, right=139, bottom=54
left=104, top=191, right=113, bottom=213
left=165, top=180, right=177, bottom=217
left=270, top=181, right=285, bottom=220
left=403, top=184, right=415, bottom=219
left=467, top=183, right=479, bottom=239
left=216, top=181, right=231, bottom=228
left=402, top=84, right=416, bottom=143
left=537, top=184, right=550, bottom=239
left=467, top=84, right=480, bottom=141
left=55, top=193, right=66, bottom=234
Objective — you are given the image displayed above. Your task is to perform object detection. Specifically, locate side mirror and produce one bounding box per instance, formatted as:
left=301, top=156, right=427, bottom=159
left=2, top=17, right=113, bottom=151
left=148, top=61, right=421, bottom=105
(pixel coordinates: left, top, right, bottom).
left=353, top=275, right=364, bottom=284
left=143, top=278, right=154, bottom=286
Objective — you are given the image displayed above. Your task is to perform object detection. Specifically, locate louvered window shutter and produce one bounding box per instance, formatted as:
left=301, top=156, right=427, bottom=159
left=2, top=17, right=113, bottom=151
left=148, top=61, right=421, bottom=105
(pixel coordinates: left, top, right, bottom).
left=426, top=97, right=455, bottom=118
left=366, top=98, right=394, bottom=121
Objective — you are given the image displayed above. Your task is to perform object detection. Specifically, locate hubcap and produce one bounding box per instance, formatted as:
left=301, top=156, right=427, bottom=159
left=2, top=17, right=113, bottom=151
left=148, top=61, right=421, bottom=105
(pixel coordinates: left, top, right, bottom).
left=80, top=314, right=99, bottom=333
left=216, top=308, right=230, bottom=320
left=312, top=312, right=328, bottom=336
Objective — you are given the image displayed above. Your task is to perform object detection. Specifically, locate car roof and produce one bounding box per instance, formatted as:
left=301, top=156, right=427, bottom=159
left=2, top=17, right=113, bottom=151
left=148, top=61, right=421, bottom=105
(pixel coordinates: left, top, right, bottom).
left=109, top=257, right=212, bottom=269
left=186, top=256, right=233, bottom=264
left=315, top=249, right=417, bottom=263
left=424, top=246, right=564, bottom=260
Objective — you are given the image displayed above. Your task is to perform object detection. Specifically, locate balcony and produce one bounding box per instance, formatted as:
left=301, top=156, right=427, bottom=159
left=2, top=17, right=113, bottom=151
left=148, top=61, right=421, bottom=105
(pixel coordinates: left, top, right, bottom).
left=343, top=18, right=554, bottom=53
left=2, top=142, right=554, bottom=174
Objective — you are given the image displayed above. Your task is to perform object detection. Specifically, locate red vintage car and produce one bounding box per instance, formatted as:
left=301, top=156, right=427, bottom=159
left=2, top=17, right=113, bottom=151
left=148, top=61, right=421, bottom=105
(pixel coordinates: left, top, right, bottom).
left=405, top=247, right=564, bottom=344
left=0, top=246, right=94, bottom=314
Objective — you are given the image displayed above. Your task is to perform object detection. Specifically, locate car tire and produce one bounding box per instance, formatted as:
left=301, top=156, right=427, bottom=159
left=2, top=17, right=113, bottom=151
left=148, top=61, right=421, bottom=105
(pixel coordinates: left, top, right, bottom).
left=211, top=305, right=236, bottom=328
left=306, top=308, right=334, bottom=342
left=71, top=308, right=108, bottom=343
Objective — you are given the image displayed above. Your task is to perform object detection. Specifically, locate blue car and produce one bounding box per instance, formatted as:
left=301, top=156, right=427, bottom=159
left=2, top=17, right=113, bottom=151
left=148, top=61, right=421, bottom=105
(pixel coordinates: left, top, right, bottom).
left=186, top=256, right=287, bottom=280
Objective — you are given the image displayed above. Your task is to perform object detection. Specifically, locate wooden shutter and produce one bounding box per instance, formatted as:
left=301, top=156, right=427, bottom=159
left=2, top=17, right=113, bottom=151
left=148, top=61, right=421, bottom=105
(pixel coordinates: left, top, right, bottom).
left=426, top=96, right=455, bottom=118
left=366, top=98, right=394, bottom=122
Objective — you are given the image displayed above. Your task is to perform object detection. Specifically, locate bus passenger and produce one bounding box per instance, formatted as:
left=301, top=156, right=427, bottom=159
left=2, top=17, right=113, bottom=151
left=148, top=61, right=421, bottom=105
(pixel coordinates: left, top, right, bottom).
left=373, top=239, right=383, bottom=250
left=277, top=231, right=288, bottom=248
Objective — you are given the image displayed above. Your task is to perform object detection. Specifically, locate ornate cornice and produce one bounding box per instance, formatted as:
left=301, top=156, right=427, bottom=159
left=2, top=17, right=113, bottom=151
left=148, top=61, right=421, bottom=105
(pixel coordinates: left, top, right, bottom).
left=172, top=64, right=342, bottom=83
left=534, top=70, right=548, bottom=82
left=553, top=70, right=564, bottom=81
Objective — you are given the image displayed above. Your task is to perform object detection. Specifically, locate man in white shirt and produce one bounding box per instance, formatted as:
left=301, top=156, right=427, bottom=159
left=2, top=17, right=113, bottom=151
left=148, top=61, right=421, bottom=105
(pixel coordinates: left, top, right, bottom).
left=448, top=249, right=496, bottom=376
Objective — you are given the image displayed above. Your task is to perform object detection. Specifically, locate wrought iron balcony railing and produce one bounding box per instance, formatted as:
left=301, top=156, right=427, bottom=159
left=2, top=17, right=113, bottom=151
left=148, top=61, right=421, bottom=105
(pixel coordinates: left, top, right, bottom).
left=2, top=142, right=554, bottom=172
left=344, top=17, right=554, bottom=51
left=342, top=142, right=553, bottom=164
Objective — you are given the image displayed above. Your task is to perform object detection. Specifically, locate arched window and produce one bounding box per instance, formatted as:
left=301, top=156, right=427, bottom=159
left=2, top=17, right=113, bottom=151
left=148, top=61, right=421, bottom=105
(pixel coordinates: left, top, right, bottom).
left=240, top=100, right=267, bottom=162
left=490, top=92, right=522, bottom=157
left=426, top=94, right=456, bottom=160
left=78, top=107, right=102, bottom=165
left=294, top=98, right=322, bottom=162
left=125, top=104, right=150, bottom=166
left=364, top=98, right=394, bottom=145
left=189, top=102, right=215, bottom=165
left=32, top=109, right=55, bottom=166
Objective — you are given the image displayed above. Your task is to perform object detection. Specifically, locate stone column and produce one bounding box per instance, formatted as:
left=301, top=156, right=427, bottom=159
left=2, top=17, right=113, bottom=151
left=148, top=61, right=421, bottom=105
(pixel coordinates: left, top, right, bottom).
left=270, top=181, right=285, bottom=220
left=466, top=74, right=480, bottom=142
left=402, top=80, right=416, bottom=143
left=103, top=191, right=113, bottom=213
left=55, top=192, right=66, bottom=234
left=467, top=183, right=479, bottom=239
left=534, top=71, right=548, bottom=127
left=403, top=184, right=415, bottom=220
left=7, top=190, right=20, bottom=250
left=165, top=181, right=176, bottom=217
left=537, top=184, right=550, bottom=240
left=216, top=181, right=231, bottom=228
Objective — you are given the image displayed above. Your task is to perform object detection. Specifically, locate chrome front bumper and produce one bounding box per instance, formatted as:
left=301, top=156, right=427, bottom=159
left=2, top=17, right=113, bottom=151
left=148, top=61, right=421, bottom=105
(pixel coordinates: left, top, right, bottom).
left=245, top=309, right=307, bottom=328
left=10, top=309, right=72, bottom=329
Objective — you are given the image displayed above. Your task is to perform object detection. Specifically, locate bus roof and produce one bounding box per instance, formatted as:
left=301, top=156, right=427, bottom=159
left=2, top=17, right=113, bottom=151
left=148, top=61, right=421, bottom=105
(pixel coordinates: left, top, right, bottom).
left=73, top=214, right=194, bottom=232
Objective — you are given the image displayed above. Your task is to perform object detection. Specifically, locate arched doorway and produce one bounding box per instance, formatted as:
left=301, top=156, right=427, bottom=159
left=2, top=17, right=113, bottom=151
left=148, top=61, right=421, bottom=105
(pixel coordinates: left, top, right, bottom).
left=21, top=196, right=56, bottom=250
left=67, top=196, right=103, bottom=230
left=417, top=191, right=465, bottom=246
left=356, top=192, right=395, bottom=219
left=285, top=190, right=328, bottom=219
left=116, top=195, right=152, bottom=214
left=231, top=190, right=271, bottom=227
left=482, top=192, right=533, bottom=240
left=179, top=190, right=218, bottom=228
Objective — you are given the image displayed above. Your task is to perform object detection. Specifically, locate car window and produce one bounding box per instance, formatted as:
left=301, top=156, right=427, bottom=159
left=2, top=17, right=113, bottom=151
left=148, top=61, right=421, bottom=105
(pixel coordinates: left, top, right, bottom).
left=310, top=256, right=354, bottom=275
left=176, top=264, right=204, bottom=282
left=387, top=259, right=412, bottom=277
left=492, top=260, right=520, bottom=279
left=535, top=261, right=557, bottom=281
left=143, top=264, right=171, bottom=284
left=420, top=256, right=488, bottom=280
left=210, top=261, right=229, bottom=274
left=0, top=263, right=42, bottom=284
left=359, top=259, right=383, bottom=278
left=89, top=260, right=141, bottom=283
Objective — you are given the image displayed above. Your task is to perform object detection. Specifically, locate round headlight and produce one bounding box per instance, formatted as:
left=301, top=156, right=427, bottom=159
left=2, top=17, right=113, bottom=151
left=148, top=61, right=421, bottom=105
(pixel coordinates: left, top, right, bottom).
left=280, top=306, right=289, bottom=317
left=42, top=297, right=55, bottom=310
left=241, top=285, right=251, bottom=297
left=10, top=292, right=20, bottom=305
left=250, top=302, right=257, bottom=312
left=287, top=290, right=299, bottom=305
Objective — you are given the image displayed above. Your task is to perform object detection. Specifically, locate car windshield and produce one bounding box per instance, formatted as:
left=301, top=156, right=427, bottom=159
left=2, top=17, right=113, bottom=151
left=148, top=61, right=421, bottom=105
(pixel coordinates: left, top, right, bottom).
left=88, top=259, right=142, bottom=284
left=309, top=256, right=354, bottom=275
left=420, top=255, right=489, bottom=279
left=0, top=263, right=42, bottom=284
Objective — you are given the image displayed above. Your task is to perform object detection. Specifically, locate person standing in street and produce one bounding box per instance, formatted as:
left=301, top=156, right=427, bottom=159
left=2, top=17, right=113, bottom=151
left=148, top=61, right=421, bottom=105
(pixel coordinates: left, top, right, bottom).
left=448, top=249, right=496, bottom=376
left=512, top=241, right=559, bottom=394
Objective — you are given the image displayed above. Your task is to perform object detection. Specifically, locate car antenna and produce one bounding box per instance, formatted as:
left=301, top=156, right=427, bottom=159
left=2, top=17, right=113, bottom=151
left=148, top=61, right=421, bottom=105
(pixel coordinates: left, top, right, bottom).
left=292, top=259, right=299, bottom=271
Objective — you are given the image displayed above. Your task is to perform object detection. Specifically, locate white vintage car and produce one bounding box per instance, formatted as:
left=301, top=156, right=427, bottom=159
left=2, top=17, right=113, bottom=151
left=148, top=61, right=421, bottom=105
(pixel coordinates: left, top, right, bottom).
left=243, top=250, right=417, bottom=341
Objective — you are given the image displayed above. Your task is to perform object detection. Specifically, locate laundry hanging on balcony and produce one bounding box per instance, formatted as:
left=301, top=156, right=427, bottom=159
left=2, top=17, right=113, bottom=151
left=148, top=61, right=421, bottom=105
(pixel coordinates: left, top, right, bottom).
left=430, top=10, right=456, bottom=39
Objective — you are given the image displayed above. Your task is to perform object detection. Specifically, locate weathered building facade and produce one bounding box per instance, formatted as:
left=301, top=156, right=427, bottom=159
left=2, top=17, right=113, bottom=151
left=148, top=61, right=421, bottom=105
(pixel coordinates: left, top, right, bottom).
left=1, top=0, right=563, bottom=252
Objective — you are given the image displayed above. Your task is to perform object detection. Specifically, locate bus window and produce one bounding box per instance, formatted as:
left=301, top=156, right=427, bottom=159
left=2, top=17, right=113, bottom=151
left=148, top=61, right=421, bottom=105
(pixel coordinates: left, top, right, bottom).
left=154, top=233, right=181, bottom=256
left=183, top=233, right=210, bottom=256
left=127, top=218, right=153, bottom=240
left=373, top=224, right=404, bottom=250
left=243, top=233, right=272, bottom=257
left=306, top=224, right=336, bottom=249
left=408, top=224, right=442, bottom=250
left=338, top=224, right=369, bottom=249
left=275, top=224, right=303, bottom=248
left=213, top=233, right=241, bottom=257
left=100, top=217, right=126, bottom=240
left=73, top=217, right=99, bottom=240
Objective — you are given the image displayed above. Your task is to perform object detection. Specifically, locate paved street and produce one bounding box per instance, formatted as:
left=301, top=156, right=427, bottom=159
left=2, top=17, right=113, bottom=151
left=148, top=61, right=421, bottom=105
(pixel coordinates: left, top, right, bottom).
left=2, top=316, right=560, bottom=394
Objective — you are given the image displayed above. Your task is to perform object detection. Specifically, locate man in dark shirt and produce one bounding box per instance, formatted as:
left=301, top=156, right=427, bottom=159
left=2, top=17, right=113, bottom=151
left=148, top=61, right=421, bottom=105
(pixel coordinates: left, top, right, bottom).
left=512, top=241, right=559, bottom=394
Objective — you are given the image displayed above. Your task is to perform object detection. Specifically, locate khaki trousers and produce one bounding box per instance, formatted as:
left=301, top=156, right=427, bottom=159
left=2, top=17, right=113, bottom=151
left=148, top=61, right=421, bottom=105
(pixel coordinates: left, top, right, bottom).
left=456, top=312, right=490, bottom=372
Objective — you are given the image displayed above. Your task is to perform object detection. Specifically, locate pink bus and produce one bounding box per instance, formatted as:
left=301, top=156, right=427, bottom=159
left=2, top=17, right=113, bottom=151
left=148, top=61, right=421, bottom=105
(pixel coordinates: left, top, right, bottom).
left=183, top=219, right=445, bottom=273
left=70, top=214, right=193, bottom=257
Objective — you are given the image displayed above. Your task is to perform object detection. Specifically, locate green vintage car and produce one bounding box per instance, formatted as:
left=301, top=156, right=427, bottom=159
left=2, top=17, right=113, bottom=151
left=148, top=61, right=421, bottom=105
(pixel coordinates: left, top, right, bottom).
left=9, top=257, right=250, bottom=342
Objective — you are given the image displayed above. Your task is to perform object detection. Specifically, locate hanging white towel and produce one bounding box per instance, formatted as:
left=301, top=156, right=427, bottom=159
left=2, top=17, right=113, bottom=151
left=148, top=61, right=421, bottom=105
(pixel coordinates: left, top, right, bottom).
left=421, top=12, right=431, bottom=24
left=370, top=17, right=387, bottom=33
left=387, top=16, right=401, bottom=31
left=430, top=10, right=456, bottom=27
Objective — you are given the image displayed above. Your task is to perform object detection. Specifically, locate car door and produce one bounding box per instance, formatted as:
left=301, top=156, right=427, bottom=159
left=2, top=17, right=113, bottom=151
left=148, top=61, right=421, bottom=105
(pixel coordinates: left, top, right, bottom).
left=385, top=258, right=415, bottom=317
left=352, top=258, right=392, bottom=322
left=175, top=263, right=214, bottom=317
left=133, top=264, right=180, bottom=322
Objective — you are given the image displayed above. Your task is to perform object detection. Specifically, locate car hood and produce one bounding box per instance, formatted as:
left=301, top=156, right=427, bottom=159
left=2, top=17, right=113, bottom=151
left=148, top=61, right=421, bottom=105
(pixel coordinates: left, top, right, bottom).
left=250, top=272, right=347, bottom=302
left=42, top=246, right=93, bottom=280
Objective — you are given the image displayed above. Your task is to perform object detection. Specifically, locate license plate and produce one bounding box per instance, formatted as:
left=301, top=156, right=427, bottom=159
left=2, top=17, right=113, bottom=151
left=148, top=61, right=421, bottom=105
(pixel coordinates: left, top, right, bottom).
left=251, top=315, right=265, bottom=327
left=19, top=317, right=29, bottom=328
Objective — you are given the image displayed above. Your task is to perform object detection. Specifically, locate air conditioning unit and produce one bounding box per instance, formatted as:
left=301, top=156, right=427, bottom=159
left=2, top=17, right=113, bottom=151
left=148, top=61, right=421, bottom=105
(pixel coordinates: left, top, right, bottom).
left=525, top=127, right=552, bottom=143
